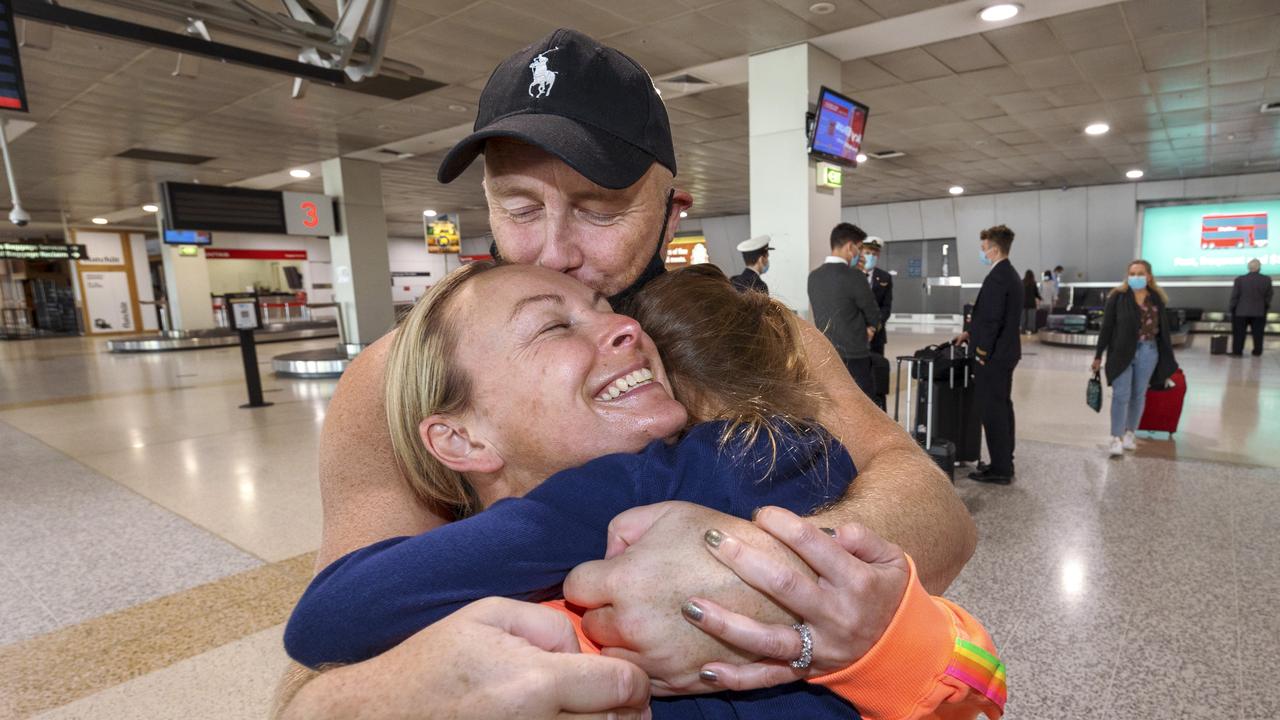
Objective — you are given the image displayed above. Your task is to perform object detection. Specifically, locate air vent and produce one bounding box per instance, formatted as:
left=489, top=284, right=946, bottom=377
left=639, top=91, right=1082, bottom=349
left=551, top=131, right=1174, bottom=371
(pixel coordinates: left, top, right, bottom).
left=660, top=73, right=712, bottom=86
left=116, top=148, right=214, bottom=165
left=377, top=148, right=415, bottom=160
left=1261, top=101, right=1280, bottom=114
left=868, top=150, right=905, bottom=159
left=342, top=75, right=446, bottom=101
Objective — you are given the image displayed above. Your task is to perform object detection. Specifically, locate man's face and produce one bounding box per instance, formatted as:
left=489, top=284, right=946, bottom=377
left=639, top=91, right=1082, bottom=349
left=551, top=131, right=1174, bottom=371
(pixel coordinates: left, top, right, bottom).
left=483, top=141, right=686, bottom=297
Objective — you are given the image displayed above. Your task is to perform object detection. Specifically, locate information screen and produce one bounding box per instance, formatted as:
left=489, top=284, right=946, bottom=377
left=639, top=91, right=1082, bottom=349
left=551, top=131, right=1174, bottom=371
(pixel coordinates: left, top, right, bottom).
left=163, top=229, right=212, bottom=245
left=1141, top=200, right=1280, bottom=278
left=0, top=2, right=29, bottom=112
left=808, top=87, right=868, bottom=167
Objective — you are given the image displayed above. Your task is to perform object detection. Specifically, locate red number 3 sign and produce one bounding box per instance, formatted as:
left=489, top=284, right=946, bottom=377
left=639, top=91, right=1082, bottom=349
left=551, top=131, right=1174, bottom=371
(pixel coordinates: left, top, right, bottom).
left=301, top=201, right=320, bottom=228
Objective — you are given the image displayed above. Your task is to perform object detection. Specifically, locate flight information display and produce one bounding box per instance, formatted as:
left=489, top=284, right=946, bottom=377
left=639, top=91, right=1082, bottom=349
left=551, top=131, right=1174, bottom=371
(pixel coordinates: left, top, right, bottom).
left=1141, top=199, right=1280, bottom=277
left=0, top=2, right=29, bottom=112
left=808, top=86, right=868, bottom=167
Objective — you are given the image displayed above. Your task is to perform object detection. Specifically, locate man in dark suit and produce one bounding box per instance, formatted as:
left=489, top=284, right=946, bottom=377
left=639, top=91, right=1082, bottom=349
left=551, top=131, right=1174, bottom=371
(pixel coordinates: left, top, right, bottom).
left=862, top=237, right=893, bottom=356
left=1229, top=258, right=1273, bottom=356
left=809, top=223, right=880, bottom=398
left=729, top=235, right=771, bottom=294
left=955, top=225, right=1022, bottom=485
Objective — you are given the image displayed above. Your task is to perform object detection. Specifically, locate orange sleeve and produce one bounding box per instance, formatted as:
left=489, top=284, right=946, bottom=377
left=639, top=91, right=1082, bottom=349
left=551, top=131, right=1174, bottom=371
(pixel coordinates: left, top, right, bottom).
left=809, top=557, right=1006, bottom=720
left=541, top=599, right=602, bottom=654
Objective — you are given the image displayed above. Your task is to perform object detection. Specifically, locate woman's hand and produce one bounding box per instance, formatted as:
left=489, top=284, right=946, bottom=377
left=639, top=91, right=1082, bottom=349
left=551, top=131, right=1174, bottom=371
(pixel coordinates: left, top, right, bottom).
left=1091, top=357, right=1102, bottom=373
left=681, top=507, right=910, bottom=690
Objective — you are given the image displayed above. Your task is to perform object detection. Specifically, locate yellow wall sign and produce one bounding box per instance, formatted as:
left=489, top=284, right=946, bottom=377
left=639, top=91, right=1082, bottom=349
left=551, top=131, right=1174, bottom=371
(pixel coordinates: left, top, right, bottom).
left=817, top=162, right=843, bottom=189
left=664, top=235, right=709, bottom=270
left=425, top=214, right=461, bottom=254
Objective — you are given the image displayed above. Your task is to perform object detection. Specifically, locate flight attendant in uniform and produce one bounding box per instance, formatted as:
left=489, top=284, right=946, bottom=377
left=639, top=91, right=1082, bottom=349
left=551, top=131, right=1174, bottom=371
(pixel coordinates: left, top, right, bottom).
left=955, top=225, right=1022, bottom=485
left=729, top=235, right=771, bottom=294
left=862, top=237, right=893, bottom=356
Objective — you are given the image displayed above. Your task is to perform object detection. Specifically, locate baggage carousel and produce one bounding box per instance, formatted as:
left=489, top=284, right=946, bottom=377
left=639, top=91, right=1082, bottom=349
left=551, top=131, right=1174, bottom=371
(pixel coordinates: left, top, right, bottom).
left=105, top=320, right=339, bottom=353
left=1038, top=328, right=1191, bottom=348
left=271, top=344, right=361, bottom=378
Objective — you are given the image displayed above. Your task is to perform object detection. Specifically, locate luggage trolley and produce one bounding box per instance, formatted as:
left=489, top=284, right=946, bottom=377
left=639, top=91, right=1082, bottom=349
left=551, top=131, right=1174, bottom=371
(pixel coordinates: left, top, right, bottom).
left=893, top=345, right=967, bottom=482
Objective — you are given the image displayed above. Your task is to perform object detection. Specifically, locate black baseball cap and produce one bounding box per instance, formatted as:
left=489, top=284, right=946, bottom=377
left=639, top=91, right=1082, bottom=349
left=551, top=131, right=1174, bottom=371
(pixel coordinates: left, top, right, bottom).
left=437, top=28, right=676, bottom=190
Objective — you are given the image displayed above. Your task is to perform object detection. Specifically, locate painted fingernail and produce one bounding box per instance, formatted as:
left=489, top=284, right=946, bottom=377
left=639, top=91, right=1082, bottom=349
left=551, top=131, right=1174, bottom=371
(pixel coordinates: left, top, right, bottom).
left=820, top=527, right=836, bottom=537
left=681, top=600, right=704, bottom=622
left=704, top=529, right=724, bottom=548
left=699, top=669, right=719, bottom=684
left=751, top=507, right=762, bottom=521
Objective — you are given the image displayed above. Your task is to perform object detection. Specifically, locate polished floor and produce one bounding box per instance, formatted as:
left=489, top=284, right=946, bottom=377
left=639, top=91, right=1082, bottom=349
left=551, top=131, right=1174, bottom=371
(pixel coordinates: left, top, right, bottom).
left=0, top=326, right=1277, bottom=719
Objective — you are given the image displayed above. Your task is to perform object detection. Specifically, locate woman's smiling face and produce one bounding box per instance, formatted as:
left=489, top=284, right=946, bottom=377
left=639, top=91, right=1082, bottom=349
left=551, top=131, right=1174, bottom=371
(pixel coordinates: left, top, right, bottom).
left=452, top=265, right=688, bottom=485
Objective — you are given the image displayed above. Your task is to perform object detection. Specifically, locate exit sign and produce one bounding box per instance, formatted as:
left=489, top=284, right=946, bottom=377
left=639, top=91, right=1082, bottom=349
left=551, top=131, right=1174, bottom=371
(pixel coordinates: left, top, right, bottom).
left=816, top=162, right=842, bottom=189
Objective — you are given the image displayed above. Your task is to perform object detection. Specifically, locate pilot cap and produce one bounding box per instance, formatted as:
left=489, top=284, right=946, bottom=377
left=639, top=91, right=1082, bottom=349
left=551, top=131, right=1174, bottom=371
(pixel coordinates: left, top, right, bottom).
left=736, top=235, right=773, bottom=253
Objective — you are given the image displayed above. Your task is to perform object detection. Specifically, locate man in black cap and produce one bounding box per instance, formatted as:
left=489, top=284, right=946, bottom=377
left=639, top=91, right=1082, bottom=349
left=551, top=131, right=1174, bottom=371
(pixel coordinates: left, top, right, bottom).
left=730, top=235, right=771, bottom=294
left=281, top=28, right=974, bottom=719
left=862, top=237, right=893, bottom=356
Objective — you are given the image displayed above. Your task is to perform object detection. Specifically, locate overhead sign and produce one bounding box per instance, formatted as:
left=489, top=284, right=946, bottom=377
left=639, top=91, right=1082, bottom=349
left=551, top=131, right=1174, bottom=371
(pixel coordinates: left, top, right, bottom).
left=0, top=2, right=29, bottom=112
left=0, top=242, right=86, bottom=260
left=425, top=213, right=460, bottom=254
left=664, top=235, right=709, bottom=270
left=205, top=248, right=307, bottom=260
left=283, top=191, right=337, bottom=236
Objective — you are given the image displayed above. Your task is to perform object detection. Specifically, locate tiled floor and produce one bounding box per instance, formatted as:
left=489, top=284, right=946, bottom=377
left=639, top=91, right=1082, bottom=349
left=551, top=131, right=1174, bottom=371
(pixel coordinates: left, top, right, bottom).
left=1, top=328, right=1277, bottom=719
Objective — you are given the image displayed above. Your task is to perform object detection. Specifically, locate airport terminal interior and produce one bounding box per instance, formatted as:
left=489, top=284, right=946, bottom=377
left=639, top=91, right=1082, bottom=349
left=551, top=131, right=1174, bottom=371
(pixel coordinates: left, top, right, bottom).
left=2, top=1, right=1279, bottom=718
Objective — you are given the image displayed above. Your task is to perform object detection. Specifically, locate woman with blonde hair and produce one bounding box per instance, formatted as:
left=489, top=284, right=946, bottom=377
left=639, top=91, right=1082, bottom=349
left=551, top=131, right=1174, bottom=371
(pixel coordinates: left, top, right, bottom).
left=1091, top=259, right=1179, bottom=456
left=285, top=262, right=1006, bottom=720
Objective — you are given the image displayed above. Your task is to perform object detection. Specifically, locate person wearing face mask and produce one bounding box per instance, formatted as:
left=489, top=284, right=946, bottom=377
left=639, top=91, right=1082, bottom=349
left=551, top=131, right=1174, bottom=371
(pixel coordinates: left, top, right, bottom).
left=862, top=237, right=893, bottom=356
left=1092, top=260, right=1179, bottom=457
left=730, top=235, right=772, bottom=294
left=954, top=226, right=1022, bottom=485
left=810, top=223, right=881, bottom=399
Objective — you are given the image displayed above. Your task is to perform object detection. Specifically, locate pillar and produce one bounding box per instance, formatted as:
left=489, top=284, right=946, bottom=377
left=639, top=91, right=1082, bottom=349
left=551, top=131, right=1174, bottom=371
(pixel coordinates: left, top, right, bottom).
left=748, top=44, right=843, bottom=317
left=322, top=158, right=395, bottom=349
left=158, top=220, right=216, bottom=330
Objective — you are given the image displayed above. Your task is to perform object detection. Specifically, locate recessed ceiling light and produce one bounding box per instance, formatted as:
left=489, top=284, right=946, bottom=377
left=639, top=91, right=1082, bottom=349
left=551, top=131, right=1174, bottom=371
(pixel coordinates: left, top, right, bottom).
left=1084, top=122, right=1110, bottom=136
left=423, top=209, right=437, bottom=217
left=91, top=217, right=109, bottom=225
left=1126, top=169, right=1145, bottom=179
left=979, top=3, right=1021, bottom=22
left=809, top=2, right=836, bottom=14
left=142, top=204, right=159, bottom=213
left=289, top=168, right=311, bottom=179
left=680, top=211, right=688, bottom=218
left=949, top=186, right=965, bottom=195
left=855, top=153, right=868, bottom=163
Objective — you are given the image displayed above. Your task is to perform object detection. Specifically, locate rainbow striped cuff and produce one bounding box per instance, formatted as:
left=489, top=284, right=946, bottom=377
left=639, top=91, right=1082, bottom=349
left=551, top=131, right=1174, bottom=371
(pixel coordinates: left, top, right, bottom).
left=945, top=637, right=1007, bottom=710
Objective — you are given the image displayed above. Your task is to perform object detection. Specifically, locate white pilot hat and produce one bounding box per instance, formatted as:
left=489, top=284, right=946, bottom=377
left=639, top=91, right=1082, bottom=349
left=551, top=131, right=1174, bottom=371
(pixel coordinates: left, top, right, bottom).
left=863, top=236, right=884, bottom=250
left=736, top=235, right=773, bottom=253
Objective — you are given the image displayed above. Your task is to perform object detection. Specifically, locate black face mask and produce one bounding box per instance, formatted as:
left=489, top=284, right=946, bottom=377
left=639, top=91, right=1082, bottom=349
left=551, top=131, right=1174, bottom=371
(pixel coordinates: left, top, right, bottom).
left=488, top=190, right=675, bottom=312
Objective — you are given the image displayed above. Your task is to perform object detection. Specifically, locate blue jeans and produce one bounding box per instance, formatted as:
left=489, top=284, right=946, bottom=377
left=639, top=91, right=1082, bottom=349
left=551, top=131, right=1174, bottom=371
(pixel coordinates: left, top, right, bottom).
left=1110, top=340, right=1158, bottom=437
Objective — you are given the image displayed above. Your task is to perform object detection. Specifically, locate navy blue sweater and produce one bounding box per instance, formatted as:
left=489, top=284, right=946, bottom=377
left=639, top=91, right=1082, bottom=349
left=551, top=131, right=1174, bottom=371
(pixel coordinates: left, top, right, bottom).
left=285, top=421, right=861, bottom=719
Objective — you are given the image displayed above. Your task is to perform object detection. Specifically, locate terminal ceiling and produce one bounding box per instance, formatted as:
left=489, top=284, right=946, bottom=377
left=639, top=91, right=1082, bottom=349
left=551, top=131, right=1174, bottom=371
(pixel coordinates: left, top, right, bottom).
left=4, top=0, right=1280, bottom=240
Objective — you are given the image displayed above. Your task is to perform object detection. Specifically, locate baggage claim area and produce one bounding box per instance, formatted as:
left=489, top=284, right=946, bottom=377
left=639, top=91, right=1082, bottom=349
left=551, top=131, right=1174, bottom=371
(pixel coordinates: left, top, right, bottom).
left=1, top=1, right=1278, bottom=719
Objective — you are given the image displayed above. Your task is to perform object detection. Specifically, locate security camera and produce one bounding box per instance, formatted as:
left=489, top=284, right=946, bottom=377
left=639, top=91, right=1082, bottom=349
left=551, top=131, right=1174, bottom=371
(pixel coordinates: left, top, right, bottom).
left=9, top=206, right=28, bottom=227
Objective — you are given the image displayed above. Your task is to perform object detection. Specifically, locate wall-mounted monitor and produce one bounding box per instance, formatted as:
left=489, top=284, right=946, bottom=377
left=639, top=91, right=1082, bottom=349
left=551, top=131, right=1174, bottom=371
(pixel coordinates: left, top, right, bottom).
left=807, top=86, right=869, bottom=168
left=1140, top=199, right=1277, bottom=278
left=163, top=229, right=213, bottom=245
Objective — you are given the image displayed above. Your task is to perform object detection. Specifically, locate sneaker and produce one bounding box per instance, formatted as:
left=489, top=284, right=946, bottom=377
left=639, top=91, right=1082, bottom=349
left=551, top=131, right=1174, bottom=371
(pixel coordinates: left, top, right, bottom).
left=1122, top=432, right=1137, bottom=451
left=1108, top=437, right=1124, bottom=457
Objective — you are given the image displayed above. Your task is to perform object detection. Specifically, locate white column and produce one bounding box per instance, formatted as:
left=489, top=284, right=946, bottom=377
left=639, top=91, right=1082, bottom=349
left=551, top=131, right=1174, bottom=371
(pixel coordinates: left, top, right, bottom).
left=322, top=158, right=395, bottom=348
left=158, top=219, right=216, bottom=330
left=748, top=44, right=842, bottom=317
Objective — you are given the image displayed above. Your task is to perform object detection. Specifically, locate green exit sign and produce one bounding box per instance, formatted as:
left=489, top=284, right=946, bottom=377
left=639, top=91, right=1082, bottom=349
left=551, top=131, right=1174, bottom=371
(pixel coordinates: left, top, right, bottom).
left=816, top=162, right=842, bottom=189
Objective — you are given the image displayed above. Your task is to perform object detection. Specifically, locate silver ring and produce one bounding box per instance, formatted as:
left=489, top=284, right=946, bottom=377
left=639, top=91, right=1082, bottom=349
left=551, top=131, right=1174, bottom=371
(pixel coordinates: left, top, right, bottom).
left=790, top=623, right=813, bottom=670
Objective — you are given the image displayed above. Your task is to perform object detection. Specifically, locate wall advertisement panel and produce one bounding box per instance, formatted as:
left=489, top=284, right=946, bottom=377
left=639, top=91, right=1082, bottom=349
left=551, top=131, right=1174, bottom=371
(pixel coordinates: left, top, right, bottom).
left=82, top=271, right=136, bottom=332
left=1141, top=199, right=1280, bottom=278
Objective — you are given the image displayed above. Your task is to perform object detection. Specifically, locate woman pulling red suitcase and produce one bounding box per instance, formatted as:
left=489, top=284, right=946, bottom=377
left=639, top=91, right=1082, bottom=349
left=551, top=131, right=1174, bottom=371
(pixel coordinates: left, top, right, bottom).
left=1091, top=260, right=1182, bottom=456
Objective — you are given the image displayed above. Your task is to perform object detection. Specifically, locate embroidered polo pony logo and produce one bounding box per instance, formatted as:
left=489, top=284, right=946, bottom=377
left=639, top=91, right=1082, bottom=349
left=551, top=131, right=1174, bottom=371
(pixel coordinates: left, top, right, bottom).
left=528, top=48, right=560, bottom=98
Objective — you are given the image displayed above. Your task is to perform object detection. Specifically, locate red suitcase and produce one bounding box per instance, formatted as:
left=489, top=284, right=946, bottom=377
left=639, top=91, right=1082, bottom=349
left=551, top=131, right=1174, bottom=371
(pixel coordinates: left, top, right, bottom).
left=1139, top=368, right=1186, bottom=437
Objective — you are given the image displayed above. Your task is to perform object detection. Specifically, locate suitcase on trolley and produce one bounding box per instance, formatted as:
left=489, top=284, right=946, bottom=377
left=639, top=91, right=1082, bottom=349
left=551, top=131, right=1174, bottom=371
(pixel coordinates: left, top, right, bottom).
left=912, top=344, right=981, bottom=463
left=894, top=352, right=957, bottom=482
left=1138, top=368, right=1186, bottom=437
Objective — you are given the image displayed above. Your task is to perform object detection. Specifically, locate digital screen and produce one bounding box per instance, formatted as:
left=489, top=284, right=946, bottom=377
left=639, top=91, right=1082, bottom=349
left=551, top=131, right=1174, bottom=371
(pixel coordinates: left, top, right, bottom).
left=163, top=229, right=212, bottom=245
left=0, top=2, right=29, bottom=112
left=1141, top=200, right=1280, bottom=277
left=162, top=181, right=286, bottom=234
left=808, top=87, right=868, bottom=167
